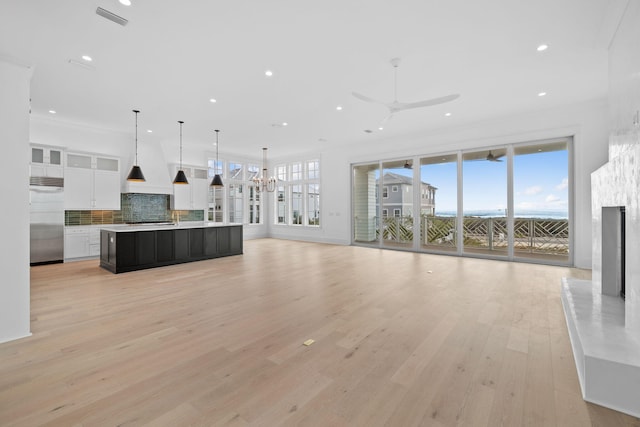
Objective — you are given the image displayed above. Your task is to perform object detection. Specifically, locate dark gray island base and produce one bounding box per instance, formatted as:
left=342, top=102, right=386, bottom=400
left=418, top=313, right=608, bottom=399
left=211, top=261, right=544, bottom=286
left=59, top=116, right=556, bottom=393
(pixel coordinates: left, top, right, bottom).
left=100, top=223, right=242, bottom=273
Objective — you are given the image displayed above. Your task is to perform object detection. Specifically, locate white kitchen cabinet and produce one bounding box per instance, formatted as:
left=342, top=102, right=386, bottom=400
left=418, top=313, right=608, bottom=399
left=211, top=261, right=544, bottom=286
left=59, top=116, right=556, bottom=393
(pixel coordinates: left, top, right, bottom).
left=64, top=226, right=103, bottom=260
left=171, top=166, right=209, bottom=210
left=64, top=153, right=120, bottom=210
left=89, top=227, right=101, bottom=256
left=64, top=167, right=93, bottom=209
left=64, top=227, right=90, bottom=259
left=30, top=145, right=63, bottom=178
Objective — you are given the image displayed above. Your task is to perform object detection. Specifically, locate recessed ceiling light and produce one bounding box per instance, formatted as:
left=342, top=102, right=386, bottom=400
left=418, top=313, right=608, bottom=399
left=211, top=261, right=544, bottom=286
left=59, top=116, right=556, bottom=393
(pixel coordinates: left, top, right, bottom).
left=48, top=110, right=56, bottom=114
left=378, top=127, right=384, bottom=130
left=147, top=129, right=153, bottom=133
left=336, top=105, right=343, bottom=111
left=265, top=70, right=273, bottom=77
left=538, top=92, right=547, bottom=97
left=119, top=0, right=132, bottom=5
left=209, top=98, right=217, bottom=103
left=445, top=112, right=452, bottom=117
left=81, top=55, right=92, bottom=62
left=68, top=59, right=95, bottom=70
left=282, top=122, right=288, bottom=126
left=537, top=44, right=548, bottom=52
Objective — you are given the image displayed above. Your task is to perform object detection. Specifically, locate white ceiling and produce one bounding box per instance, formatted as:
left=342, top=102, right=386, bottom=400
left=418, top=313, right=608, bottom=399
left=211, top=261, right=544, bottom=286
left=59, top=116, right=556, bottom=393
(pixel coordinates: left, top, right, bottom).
left=0, top=0, right=626, bottom=158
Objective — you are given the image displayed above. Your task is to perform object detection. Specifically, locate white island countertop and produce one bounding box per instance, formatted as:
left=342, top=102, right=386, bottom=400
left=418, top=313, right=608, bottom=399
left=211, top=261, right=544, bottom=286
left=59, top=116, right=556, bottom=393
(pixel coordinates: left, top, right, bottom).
left=100, top=222, right=240, bottom=232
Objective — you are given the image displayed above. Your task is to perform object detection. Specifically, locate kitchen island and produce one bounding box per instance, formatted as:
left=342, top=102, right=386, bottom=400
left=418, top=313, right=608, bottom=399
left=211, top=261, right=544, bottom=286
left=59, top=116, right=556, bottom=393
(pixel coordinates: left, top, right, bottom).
left=100, top=222, right=242, bottom=273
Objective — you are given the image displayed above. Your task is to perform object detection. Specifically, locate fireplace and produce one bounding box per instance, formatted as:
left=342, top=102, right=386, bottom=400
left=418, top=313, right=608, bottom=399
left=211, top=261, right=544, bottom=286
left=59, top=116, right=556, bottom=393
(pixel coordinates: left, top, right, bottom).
left=621, top=207, right=625, bottom=300
left=601, top=206, right=627, bottom=301
left=560, top=136, right=640, bottom=417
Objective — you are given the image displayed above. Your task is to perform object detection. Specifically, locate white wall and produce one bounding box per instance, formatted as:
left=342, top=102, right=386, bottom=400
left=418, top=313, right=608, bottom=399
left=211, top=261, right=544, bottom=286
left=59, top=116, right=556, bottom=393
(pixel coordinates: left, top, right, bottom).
left=269, top=99, right=609, bottom=269
left=609, top=0, right=640, bottom=135
left=0, top=58, right=31, bottom=343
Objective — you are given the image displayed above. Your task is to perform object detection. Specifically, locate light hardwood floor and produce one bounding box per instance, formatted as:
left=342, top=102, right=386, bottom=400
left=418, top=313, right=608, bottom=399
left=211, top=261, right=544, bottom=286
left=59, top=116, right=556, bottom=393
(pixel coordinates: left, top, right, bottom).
left=1, top=239, right=639, bottom=426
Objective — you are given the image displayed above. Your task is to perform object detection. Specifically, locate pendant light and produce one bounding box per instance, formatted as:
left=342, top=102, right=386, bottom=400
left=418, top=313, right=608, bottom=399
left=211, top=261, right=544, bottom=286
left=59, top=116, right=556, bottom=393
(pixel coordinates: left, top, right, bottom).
left=173, top=120, right=189, bottom=184
left=210, top=129, right=223, bottom=187
left=126, top=109, right=146, bottom=182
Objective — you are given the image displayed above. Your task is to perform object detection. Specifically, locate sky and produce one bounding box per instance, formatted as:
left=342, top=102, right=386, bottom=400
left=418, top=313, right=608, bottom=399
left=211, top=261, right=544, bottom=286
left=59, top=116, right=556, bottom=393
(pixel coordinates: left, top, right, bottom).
left=388, top=148, right=568, bottom=217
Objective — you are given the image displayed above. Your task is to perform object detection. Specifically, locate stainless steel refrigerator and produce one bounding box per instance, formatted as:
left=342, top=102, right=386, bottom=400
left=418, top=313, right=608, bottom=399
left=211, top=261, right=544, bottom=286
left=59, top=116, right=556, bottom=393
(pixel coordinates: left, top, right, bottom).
left=30, top=177, right=64, bottom=265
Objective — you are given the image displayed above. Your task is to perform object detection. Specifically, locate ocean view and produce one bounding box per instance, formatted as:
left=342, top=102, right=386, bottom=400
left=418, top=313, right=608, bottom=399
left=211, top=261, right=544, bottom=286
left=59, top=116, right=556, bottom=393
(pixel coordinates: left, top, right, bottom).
left=435, top=210, right=568, bottom=219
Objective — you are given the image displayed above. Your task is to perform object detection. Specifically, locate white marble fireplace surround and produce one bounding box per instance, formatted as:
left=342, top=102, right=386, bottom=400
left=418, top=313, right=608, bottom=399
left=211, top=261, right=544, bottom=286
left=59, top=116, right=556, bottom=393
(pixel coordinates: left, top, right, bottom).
left=562, top=132, right=640, bottom=417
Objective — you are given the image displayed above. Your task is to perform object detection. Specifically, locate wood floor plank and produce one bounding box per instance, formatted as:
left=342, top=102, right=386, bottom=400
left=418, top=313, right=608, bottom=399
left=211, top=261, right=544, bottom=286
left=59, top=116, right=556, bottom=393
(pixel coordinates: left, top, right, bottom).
left=0, top=239, right=638, bottom=426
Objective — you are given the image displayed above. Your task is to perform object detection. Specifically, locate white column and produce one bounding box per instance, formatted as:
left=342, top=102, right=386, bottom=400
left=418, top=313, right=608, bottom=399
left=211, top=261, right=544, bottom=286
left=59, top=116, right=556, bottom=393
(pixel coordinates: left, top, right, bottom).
left=0, top=57, right=32, bottom=343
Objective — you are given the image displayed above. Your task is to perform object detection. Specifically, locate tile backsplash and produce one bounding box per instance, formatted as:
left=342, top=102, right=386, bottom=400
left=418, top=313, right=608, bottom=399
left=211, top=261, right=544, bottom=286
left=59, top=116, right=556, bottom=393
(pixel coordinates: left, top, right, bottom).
left=121, top=193, right=171, bottom=223
left=65, top=193, right=204, bottom=225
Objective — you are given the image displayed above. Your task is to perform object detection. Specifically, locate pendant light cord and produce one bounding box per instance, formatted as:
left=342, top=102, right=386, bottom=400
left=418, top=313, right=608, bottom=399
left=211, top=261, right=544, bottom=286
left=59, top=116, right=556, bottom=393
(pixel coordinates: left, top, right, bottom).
left=178, top=120, right=184, bottom=169
left=133, top=109, right=140, bottom=165
left=215, top=129, right=220, bottom=165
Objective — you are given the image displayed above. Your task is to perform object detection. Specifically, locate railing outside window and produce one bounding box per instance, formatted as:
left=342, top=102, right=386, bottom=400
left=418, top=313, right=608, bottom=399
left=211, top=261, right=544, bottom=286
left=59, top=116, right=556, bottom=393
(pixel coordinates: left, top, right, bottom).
left=355, top=215, right=569, bottom=257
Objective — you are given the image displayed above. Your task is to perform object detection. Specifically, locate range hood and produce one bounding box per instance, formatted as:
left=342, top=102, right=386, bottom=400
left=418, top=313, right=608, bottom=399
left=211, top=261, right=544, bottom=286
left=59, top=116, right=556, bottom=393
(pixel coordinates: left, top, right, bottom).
left=123, top=142, right=173, bottom=194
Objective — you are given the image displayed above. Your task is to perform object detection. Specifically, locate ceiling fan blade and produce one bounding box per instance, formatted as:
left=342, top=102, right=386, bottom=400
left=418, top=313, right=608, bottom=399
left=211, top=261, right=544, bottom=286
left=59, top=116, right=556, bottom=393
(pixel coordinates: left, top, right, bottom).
left=352, top=91, right=386, bottom=105
left=395, top=93, right=460, bottom=111
left=380, top=113, right=394, bottom=124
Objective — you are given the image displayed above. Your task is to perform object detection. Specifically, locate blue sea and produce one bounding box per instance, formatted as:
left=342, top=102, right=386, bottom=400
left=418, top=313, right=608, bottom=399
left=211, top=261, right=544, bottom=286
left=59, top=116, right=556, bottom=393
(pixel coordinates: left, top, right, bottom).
left=435, top=210, right=568, bottom=219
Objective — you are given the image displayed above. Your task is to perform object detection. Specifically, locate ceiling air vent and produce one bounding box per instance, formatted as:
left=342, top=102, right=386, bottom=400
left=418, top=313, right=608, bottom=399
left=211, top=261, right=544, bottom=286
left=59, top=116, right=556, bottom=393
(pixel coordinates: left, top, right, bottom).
left=96, top=7, right=128, bottom=26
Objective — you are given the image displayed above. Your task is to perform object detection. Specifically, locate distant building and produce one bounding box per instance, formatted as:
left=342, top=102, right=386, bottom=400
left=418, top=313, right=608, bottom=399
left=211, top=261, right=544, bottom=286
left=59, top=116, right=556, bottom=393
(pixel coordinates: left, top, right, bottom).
left=376, top=172, right=437, bottom=217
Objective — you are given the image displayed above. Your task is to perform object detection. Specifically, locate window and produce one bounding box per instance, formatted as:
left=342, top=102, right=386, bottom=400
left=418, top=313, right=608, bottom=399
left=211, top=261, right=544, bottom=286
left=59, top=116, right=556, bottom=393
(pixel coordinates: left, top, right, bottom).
left=228, top=183, right=244, bottom=224
left=420, top=153, right=457, bottom=252
left=292, top=184, right=303, bottom=225
left=308, top=183, right=320, bottom=225
left=276, top=165, right=287, bottom=181
left=291, top=162, right=302, bottom=181
left=207, top=158, right=262, bottom=225
left=308, top=160, right=319, bottom=179
left=274, top=158, right=320, bottom=227
left=207, top=159, right=224, bottom=223
left=352, top=137, right=571, bottom=264
left=277, top=185, right=287, bottom=224
left=247, top=164, right=261, bottom=224
left=228, top=162, right=244, bottom=180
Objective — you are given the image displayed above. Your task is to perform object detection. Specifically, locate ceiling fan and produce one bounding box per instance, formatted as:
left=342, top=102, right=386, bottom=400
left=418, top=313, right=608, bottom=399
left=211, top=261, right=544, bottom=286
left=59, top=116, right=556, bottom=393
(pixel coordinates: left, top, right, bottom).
left=352, top=57, right=460, bottom=123
left=485, top=151, right=505, bottom=162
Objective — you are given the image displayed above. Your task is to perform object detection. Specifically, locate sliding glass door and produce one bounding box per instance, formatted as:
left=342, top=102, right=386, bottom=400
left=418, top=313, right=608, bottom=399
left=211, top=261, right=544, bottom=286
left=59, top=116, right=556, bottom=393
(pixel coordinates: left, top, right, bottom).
left=420, top=154, right=458, bottom=252
left=462, top=148, right=508, bottom=257
left=513, top=140, right=569, bottom=262
left=381, top=160, right=414, bottom=248
left=351, top=137, right=571, bottom=265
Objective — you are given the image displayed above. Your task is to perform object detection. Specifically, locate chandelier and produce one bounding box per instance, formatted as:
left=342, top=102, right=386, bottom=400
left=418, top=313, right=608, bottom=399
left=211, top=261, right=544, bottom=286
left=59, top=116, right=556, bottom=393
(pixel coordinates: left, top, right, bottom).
left=252, top=147, right=277, bottom=192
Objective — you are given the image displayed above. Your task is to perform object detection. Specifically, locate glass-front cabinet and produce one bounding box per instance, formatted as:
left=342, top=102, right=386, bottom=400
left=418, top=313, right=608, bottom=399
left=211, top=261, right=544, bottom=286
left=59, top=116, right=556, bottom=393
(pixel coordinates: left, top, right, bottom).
left=30, top=145, right=63, bottom=178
